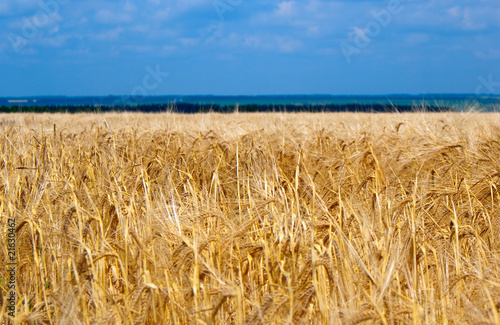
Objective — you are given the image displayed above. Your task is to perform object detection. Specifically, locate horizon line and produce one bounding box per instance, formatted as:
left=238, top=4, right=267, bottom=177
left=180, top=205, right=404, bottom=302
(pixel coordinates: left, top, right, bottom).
left=1, top=93, right=499, bottom=98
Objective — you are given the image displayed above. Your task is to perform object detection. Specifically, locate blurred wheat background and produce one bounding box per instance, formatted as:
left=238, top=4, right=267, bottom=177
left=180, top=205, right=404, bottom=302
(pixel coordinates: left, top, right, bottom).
left=1, top=112, right=500, bottom=324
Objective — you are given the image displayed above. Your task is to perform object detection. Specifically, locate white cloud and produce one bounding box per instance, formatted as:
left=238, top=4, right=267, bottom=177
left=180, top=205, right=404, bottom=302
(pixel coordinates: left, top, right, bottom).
left=15, top=0, right=38, bottom=7
left=8, top=13, right=62, bottom=29
left=306, top=25, right=319, bottom=35
left=14, top=47, right=38, bottom=55
left=0, top=2, right=10, bottom=15
left=129, top=24, right=149, bottom=33
left=276, top=36, right=302, bottom=53
left=93, top=1, right=141, bottom=25
left=276, top=1, right=296, bottom=18
left=62, top=48, right=90, bottom=56
left=162, top=45, right=178, bottom=55
left=348, top=27, right=367, bottom=39
left=447, top=6, right=460, bottom=18
left=1, top=0, right=36, bottom=12
left=204, top=30, right=242, bottom=48
left=252, top=1, right=298, bottom=25
left=144, top=27, right=179, bottom=42
left=250, top=0, right=342, bottom=38
left=474, top=49, right=500, bottom=60
left=175, top=0, right=212, bottom=11
left=154, top=8, right=173, bottom=21
left=241, top=34, right=302, bottom=53
left=123, top=0, right=137, bottom=13
left=121, top=45, right=156, bottom=53
left=94, top=27, right=123, bottom=41
left=244, top=36, right=262, bottom=48
left=461, top=8, right=487, bottom=31
left=95, top=10, right=133, bottom=24
left=179, top=37, right=200, bottom=46
left=402, top=2, right=498, bottom=32
left=48, top=25, right=59, bottom=35
left=39, top=34, right=70, bottom=47
left=406, top=33, right=430, bottom=45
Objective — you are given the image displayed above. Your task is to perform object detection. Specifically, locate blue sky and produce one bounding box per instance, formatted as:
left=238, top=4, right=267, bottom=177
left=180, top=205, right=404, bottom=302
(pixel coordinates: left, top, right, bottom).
left=0, top=0, right=499, bottom=96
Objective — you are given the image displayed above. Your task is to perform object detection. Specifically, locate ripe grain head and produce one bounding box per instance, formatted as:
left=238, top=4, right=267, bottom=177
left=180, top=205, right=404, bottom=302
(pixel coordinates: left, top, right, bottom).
left=0, top=112, right=499, bottom=324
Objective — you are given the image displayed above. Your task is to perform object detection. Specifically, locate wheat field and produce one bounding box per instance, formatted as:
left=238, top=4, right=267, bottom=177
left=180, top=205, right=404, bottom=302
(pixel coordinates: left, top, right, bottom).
left=1, top=112, right=500, bottom=324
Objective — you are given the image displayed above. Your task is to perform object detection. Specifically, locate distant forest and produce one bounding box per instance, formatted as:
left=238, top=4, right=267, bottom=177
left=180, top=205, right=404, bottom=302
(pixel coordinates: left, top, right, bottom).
left=0, top=103, right=455, bottom=113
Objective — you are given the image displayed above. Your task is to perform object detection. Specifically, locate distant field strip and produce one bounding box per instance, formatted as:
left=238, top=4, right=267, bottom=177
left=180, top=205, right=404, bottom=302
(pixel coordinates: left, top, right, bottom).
left=1, top=112, right=500, bottom=324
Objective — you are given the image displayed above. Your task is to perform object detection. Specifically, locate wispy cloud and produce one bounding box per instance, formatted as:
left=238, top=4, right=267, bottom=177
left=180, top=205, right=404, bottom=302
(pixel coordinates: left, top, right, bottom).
left=475, top=49, right=500, bottom=60
left=93, top=27, right=124, bottom=41
left=276, top=35, right=302, bottom=53
left=405, top=33, right=430, bottom=45
left=0, top=2, right=10, bottom=15
left=95, top=10, right=133, bottom=24
left=1, top=0, right=499, bottom=96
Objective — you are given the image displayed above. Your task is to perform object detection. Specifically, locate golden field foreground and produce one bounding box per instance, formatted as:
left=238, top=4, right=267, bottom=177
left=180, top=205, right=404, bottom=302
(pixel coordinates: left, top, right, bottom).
left=1, top=112, right=500, bottom=324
